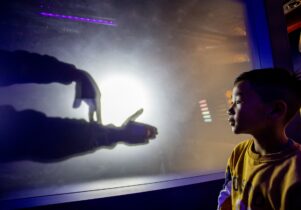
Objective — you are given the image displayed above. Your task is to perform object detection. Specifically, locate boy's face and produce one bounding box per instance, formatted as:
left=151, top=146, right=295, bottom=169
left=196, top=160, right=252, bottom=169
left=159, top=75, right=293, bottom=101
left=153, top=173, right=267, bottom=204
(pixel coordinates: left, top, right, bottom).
left=228, top=81, right=270, bottom=135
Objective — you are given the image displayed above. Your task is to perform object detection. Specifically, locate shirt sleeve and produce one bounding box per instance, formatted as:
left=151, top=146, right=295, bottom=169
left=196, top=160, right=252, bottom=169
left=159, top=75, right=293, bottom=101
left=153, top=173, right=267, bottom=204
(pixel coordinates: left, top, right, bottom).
left=0, top=50, right=81, bottom=86
left=217, top=163, right=232, bottom=210
left=0, top=105, right=115, bottom=162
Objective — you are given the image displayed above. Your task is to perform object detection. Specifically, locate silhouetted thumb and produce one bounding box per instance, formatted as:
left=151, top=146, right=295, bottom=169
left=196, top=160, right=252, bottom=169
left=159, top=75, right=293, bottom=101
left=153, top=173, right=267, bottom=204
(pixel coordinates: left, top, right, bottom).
left=73, top=98, right=82, bottom=108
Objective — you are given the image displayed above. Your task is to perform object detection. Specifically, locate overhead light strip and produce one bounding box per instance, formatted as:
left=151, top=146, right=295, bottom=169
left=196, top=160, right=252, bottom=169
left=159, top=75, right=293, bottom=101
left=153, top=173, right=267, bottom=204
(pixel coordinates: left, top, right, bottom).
left=39, top=12, right=117, bottom=27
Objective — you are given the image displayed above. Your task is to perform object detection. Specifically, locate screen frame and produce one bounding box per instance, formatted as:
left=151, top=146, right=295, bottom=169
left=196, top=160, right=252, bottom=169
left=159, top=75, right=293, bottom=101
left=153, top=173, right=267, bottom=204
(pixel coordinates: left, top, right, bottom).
left=0, top=0, right=292, bottom=208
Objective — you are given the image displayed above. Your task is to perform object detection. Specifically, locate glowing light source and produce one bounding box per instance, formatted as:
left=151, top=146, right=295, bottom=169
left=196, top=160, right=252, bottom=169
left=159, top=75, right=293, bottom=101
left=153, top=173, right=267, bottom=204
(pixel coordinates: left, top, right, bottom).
left=39, top=12, right=117, bottom=26
left=198, top=99, right=212, bottom=123
left=99, top=74, right=150, bottom=126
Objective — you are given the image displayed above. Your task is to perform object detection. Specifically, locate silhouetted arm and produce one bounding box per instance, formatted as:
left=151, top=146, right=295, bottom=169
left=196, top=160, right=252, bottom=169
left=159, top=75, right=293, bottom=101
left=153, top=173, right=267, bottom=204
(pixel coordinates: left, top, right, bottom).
left=0, top=49, right=101, bottom=122
left=0, top=50, right=81, bottom=86
left=0, top=106, right=157, bottom=162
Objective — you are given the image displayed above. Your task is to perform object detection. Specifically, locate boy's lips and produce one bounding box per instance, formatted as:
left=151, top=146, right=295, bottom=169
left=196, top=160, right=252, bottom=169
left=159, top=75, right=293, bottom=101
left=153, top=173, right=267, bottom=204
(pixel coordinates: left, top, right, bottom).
left=228, top=118, right=235, bottom=126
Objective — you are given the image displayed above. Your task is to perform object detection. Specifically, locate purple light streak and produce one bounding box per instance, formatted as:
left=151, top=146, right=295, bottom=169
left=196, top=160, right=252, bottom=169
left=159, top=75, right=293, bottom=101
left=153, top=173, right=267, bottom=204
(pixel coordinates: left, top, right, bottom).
left=39, top=12, right=117, bottom=27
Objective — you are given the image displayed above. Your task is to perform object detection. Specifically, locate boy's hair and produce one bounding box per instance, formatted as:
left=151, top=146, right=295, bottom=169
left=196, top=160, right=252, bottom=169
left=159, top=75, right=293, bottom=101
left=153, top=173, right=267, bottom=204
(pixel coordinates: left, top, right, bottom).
left=234, top=68, right=301, bottom=123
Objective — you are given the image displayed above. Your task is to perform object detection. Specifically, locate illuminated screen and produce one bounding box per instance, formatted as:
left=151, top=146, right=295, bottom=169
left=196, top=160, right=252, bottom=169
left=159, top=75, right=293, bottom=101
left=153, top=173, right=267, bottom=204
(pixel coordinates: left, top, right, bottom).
left=0, top=0, right=252, bottom=203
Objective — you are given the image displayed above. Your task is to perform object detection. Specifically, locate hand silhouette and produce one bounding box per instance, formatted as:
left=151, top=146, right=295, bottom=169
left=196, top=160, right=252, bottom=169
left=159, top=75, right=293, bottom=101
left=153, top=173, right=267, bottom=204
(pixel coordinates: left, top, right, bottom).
left=73, top=70, right=101, bottom=123
left=100, top=108, right=158, bottom=145
left=121, top=120, right=158, bottom=144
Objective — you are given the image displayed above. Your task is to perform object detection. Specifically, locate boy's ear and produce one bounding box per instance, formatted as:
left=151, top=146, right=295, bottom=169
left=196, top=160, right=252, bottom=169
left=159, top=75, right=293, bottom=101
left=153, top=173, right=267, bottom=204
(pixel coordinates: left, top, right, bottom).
left=267, top=100, right=287, bottom=119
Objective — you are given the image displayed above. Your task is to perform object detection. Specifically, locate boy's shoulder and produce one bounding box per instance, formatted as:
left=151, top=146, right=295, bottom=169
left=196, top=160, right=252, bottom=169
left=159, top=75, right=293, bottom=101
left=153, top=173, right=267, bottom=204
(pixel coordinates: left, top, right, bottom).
left=228, top=139, right=253, bottom=164
left=232, top=139, right=253, bottom=154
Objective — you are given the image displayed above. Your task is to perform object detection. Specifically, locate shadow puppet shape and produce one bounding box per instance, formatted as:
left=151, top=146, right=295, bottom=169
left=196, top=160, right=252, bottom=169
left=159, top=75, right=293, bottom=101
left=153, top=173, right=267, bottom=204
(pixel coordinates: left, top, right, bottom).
left=0, top=105, right=157, bottom=162
left=0, top=50, right=157, bottom=162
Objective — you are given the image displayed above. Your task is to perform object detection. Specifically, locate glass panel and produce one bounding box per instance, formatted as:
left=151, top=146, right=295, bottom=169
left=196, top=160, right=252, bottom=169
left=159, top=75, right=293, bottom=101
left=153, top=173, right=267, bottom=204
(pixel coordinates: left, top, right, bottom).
left=0, top=0, right=252, bottom=200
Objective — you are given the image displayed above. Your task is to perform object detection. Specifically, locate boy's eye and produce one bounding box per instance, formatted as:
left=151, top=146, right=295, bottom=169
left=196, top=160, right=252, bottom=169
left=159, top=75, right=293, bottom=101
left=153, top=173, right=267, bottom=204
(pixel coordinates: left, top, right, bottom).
left=236, top=99, right=245, bottom=105
left=231, top=100, right=243, bottom=105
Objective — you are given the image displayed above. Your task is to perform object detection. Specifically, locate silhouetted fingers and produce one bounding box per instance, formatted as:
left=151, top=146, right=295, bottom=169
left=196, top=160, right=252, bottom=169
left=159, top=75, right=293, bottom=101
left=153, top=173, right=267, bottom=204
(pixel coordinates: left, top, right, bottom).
left=146, top=126, right=158, bottom=139
left=88, top=109, right=95, bottom=122
left=96, top=106, right=102, bottom=124
left=84, top=99, right=97, bottom=122
left=126, top=121, right=158, bottom=141
left=73, top=98, right=82, bottom=108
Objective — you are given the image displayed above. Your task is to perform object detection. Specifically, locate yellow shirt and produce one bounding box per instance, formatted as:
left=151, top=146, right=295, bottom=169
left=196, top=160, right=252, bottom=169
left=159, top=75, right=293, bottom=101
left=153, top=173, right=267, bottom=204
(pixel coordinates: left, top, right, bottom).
left=218, top=139, right=301, bottom=210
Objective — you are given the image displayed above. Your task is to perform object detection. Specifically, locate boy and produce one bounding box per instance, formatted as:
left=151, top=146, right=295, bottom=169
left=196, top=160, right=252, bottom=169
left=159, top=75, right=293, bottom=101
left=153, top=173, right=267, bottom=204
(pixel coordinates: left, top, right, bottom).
left=217, top=68, right=301, bottom=210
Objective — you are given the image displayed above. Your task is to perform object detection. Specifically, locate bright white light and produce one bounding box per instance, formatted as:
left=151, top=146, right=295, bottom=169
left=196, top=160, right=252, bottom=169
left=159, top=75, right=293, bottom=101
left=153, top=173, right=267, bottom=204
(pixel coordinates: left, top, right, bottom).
left=99, top=74, right=151, bottom=126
